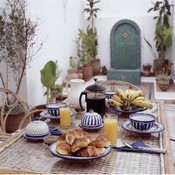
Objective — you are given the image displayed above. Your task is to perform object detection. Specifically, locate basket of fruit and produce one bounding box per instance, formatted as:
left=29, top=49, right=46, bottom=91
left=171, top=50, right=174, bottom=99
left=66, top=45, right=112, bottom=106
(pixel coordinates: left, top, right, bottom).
left=108, top=88, right=153, bottom=116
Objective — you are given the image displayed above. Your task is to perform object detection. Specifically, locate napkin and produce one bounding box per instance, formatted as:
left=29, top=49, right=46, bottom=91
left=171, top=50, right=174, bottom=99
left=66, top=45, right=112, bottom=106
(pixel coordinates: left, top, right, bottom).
left=49, top=126, right=63, bottom=136
left=113, top=140, right=163, bottom=154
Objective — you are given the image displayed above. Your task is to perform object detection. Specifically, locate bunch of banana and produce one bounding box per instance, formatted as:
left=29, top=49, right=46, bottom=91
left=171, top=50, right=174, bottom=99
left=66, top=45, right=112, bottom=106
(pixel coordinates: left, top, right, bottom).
left=108, top=88, right=153, bottom=110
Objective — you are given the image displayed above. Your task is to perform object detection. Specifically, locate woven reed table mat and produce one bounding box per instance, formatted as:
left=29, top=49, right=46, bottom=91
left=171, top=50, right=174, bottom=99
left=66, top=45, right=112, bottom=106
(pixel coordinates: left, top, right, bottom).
left=164, top=103, right=175, bottom=168
left=0, top=103, right=165, bottom=174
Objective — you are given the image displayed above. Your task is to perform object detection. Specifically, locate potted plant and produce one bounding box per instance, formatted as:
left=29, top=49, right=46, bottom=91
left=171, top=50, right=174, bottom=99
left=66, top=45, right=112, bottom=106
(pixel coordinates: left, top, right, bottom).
left=78, top=0, right=101, bottom=77
left=156, top=62, right=173, bottom=91
left=142, top=64, right=152, bottom=76
left=66, top=56, right=83, bottom=80
left=0, top=0, right=42, bottom=133
left=40, top=60, right=61, bottom=103
left=146, top=0, right=173, bottom=75
left=156, top=73, right=170, bottom=91
left=50, top=84, right=64, bottom=100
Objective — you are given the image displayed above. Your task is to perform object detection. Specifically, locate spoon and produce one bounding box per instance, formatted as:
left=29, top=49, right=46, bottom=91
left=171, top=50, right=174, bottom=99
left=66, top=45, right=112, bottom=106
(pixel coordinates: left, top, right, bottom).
left=124, top=142, right=132, bottom=148
left=123, top=142, right=166, bottom=154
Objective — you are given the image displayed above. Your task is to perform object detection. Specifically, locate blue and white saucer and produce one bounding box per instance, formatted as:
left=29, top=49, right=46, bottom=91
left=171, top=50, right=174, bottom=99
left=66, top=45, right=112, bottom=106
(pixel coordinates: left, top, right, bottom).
left=122, top=120, right=165, bottom=134
left=79, top=123, right=104, bottom=131
left=23, top=133, right=50, bottom=141
left=40, top=109, right=76, bottom=119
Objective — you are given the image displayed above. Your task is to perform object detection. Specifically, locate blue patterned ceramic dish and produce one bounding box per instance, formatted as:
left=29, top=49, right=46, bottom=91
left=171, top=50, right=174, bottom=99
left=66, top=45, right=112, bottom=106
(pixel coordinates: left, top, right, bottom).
left=80, top=109, right=102, bottom=129
left=40, top=108, right=76, bottom=119
left=129, top=113, right=155, bottom=131
left=23, top=133, right=50, bottom=141
left=25, top=120, right=49, bottom=137
left=121, top=120, right=165, bottom=134
left=46, top=102, right=67, bottom=116
left=50, top=142, right=112, bottom=161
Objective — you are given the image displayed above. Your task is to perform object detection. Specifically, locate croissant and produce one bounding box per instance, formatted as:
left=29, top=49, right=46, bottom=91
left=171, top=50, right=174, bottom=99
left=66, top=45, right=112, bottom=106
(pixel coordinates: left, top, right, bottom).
left=57, top=134, right=66, bottom=144
left=66, top=129, right=92, bottom=145
left=71, top=138, right=90, bottom=153
left=77, top=146, right=105, bottom=157
left=90, top=135, right=110, bottom=148
left=56, top=142, right=71, bottom=156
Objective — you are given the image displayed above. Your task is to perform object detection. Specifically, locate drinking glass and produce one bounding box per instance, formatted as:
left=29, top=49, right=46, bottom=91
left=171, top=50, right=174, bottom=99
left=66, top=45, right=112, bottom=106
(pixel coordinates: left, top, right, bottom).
left=60, top=107, right=71, bottom=129
left=104, top=114, right=118, bottom=145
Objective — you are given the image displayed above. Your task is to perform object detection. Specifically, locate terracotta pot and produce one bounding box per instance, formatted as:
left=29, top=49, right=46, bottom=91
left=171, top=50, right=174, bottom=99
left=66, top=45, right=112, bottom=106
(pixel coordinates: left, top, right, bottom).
left=82, top=66, right=93, bottom=82
left=6, top=112, right=29, bottom=133
left=91, top=59, right=101, bottom=75
left=66, top=68, right=83, bottom=81
left=158, top=79, right=170, bottom=91
left=77, top=68, right=83, bottom=79
left=32, top=104, right=46, bottom=118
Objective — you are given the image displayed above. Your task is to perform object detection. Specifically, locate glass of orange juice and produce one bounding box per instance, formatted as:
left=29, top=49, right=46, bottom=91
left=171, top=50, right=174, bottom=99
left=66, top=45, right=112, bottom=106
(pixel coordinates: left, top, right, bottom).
left=60, top=107, right=71, bottom=129
left=104, top=114, right=118, bottom=145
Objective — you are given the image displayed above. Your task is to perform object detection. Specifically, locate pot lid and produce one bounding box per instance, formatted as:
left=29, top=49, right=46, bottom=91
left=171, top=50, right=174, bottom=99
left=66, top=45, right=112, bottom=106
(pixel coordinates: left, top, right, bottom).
left=86, top=78, right=106, bottom=92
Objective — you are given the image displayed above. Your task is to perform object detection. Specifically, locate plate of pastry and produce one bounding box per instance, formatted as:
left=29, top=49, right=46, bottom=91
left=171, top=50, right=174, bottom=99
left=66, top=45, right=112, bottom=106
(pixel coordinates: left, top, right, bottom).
left=49, top=129, right=112, bottom=161
left=50, top=142, right=112, bottom=161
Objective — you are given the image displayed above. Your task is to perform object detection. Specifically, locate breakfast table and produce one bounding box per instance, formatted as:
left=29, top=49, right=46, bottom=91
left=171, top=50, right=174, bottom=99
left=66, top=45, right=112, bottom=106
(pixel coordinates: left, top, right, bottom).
left=0, top=101, right=174, bottom=174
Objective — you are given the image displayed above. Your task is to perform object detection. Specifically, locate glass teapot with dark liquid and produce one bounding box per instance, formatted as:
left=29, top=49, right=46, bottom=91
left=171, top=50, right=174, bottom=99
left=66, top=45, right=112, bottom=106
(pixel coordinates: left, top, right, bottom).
left=79, top=78, right=106, bottom=117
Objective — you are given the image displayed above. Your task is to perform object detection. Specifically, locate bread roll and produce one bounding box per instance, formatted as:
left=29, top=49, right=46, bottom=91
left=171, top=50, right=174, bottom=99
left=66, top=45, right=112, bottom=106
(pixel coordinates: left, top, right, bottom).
left=71, top=138, right=90, bottom=153
left=77, top=146, right=105, bottom=157
left=90, top=135, right=110, bottom=148
left=57, top=134, right=66, bottom=144
left=66, top=129, right=92, bottom=145
left=56, top=142, right=71, bottom=156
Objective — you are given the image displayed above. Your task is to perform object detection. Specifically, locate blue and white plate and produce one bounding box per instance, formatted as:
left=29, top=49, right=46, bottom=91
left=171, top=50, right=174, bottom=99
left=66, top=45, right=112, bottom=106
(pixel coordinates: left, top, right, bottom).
left=50, top=142, right=112, bottom=161
left=110, top=106, right=147, bottom=115
left=23, top=133, right=50, bottom=141
left=79, top=123, right=104, bottom=131
left=40, top=109, right=76, bottom=119
left=121, top=120, right=165, bottom=134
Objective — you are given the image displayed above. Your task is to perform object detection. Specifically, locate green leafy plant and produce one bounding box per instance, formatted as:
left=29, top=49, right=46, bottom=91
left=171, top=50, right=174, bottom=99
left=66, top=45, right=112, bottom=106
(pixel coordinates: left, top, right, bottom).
left=78, top=27, right=98, bottom=64
left=77, top=0, right=100, bottom=65
left=50, top=84, right=63, bottom=98
left=0, top=0, right=42, bottom=95
left=40, top=60, right=61, bottom=103
left=69, top=56, right=81, bottom=69
left=147, top=0, right=173, bottom=68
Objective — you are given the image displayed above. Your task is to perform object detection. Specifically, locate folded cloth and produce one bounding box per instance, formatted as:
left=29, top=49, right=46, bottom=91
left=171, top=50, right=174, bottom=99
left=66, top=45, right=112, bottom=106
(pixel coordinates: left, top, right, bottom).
left=49, top=126, right=63, bottom=136
left=113, top=140, right=163, bottom=154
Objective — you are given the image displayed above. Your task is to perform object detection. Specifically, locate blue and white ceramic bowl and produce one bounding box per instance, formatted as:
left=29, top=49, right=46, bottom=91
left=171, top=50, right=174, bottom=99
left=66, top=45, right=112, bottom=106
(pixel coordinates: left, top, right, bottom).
left=105, top=91, right=115, bottom=100
left=46, top=102, right=67, bottom=116
left=129, top=113, right=155, bottom=131
left=25, top=120, right=49, bottom=137
left=80, top=109, right=103, bottom=129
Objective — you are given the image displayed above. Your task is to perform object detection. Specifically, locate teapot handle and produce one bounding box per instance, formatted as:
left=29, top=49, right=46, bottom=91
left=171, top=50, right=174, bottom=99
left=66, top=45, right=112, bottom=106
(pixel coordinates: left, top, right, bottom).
left=79, top=91, right=86, bottom=111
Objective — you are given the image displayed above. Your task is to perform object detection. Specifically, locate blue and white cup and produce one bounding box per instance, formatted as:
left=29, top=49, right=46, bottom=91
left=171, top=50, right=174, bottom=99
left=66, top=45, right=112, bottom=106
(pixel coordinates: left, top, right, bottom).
left=105, top=91, right=115, bottom=100
left=46, top=102, right=67, bottom=116
left=129, top=113, right=155, bottom=131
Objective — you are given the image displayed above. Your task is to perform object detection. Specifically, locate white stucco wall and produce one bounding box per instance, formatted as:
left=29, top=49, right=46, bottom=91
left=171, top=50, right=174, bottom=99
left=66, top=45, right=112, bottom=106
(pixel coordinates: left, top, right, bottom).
left=26, top=0, right=84, bottom=105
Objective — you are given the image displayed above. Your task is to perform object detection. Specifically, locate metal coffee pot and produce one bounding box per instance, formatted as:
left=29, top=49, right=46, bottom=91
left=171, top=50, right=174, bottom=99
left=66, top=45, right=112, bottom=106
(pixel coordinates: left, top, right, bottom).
left=79, top=78, right=106, bottom=117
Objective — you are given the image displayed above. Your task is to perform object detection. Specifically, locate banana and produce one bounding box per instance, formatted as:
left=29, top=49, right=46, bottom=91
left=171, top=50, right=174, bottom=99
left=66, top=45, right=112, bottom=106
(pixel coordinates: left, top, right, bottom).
left=108, top=99, right=123, bottom=107
left=112, top=95, right=123, bottom=104
left=130, top=90, right=144, bottom=102
left=131, top=100, right=153, bottom=109
left=124, top=89, right=130, bottom=100
left=131, top=96, right=145, bottom=103
left=138, top=90, right=145, bottom=97
left=116, top=88, right=125, bottom=101
left=127, top=89, right=135, bottom=101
